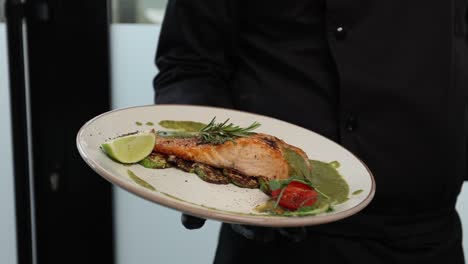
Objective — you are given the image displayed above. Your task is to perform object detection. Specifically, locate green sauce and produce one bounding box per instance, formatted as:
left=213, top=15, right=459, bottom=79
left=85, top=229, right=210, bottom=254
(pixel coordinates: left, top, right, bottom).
left=283, top=148, right=311, bottom=179
left=156, top=131, right=198, bottom=138
left=159, top=120, right=206, bottom=132
left=352, top=189, right=363, bottom=195
left=135, top=121, right=143, bottom=126
left=161, top=192, right=185, bottom=202
left=256, top=153, right=350, bottom=215
left=127, top=170, right=156, bottom=191
left=282, top=148, right=349, bottom=204
left=329, top=161, right=340, bottom=169
left=308, top=160, right=349, bottom=204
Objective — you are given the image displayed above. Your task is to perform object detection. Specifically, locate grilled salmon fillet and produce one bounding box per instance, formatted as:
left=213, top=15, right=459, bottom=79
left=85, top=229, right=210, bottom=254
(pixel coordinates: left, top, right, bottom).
left=154, top=133, right=310, bottom=180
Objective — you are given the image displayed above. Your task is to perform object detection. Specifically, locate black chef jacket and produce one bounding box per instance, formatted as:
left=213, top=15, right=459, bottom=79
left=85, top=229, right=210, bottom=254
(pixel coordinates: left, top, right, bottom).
left=154, top=0, right=468, bottom=263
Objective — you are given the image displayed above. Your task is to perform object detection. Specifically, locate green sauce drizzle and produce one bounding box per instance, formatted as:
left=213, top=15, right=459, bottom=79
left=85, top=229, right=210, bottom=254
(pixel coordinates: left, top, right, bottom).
left=127, top=170, right=156, bottom=191
left=352, top=189, right=363, bottom=195
left=159, top=120, right=206, bottom=132
left=329, top=161, right=340, bottom=168
left=161, top=192, right=185, bottom=202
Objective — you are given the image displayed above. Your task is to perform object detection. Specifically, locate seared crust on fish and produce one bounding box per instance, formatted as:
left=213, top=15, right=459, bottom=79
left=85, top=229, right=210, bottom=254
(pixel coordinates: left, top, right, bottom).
left=154, top=133, right=310, bottom=180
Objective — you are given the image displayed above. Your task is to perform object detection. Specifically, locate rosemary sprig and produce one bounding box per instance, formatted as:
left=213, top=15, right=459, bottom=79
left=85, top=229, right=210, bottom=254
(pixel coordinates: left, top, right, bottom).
left=199, top=117, right=261, bottom=144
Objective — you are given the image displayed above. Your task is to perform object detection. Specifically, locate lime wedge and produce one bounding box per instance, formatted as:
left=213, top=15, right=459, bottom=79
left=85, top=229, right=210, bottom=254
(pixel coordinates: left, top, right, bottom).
left=101, top=132, right=156, bottom=164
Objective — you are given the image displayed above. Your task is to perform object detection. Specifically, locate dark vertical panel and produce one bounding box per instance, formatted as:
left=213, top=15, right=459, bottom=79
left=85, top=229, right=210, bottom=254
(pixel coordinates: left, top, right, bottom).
left=25, top=0, right=114, bottom=263
left=5, top=1, right=33, bottom=263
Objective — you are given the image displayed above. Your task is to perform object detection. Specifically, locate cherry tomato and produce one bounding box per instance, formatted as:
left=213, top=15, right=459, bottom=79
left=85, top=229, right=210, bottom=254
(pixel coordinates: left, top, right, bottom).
left=271, top=181, right=318, bottom=210
left=271, top=188, right=281, bottom=199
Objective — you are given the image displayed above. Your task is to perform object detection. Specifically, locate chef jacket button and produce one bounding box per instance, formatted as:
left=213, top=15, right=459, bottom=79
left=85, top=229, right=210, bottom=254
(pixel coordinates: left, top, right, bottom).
left=345, top=114, right=358, bottom=132
left=335, top=26, right=347, bottom=40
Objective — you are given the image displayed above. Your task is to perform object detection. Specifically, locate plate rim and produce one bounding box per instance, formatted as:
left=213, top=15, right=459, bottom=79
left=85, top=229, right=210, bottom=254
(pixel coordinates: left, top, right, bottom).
left=76, top=104, right=376, bottom=227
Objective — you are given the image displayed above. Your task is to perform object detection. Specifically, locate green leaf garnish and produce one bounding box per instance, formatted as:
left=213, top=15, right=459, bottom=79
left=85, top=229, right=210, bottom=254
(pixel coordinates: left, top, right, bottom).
left=268, top=176, right=309, bottom=192
left=281, top=196, right=333, bottom=216
left=258, top=177, right=270, bottom=194
left=273, top=187, right=287, bottom=209
left=268, top=179, right=283, bottom=191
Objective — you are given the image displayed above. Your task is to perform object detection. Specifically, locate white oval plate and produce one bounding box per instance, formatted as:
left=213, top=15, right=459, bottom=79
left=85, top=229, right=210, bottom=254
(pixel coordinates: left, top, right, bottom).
left=77, top=104, right=375, bottom=227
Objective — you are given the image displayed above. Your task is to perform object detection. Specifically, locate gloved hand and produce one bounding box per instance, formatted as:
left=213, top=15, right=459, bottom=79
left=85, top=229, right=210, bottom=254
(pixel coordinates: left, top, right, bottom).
left=181, top=214, right=207, bottom=229
left=181, top=214, right=307, bottom=242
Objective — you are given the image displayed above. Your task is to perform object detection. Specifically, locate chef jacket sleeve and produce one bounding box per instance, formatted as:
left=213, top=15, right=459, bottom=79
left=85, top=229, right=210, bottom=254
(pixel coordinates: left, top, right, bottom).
left=153, top=0, right=237, bottom=108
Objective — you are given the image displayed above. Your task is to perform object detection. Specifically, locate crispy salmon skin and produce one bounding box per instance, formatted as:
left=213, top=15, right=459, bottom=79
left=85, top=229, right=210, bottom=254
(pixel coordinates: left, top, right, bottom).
left=154, top=133, right=310, bottom=180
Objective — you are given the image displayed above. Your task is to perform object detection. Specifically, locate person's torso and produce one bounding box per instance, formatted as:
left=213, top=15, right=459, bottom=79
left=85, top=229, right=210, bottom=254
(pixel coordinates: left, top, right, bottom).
left=228, top=0, right=468, bottom=239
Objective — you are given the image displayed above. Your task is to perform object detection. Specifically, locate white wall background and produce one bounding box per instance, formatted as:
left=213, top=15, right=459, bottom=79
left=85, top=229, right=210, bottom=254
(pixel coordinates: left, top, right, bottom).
left=0, top=23, right=19, bottom=264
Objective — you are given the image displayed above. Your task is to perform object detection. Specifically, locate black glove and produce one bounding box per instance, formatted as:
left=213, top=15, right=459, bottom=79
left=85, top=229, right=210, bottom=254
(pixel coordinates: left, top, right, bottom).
left=180, top=213, right=307, bottom=242
left=181, top=214, right=207, bottom=229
